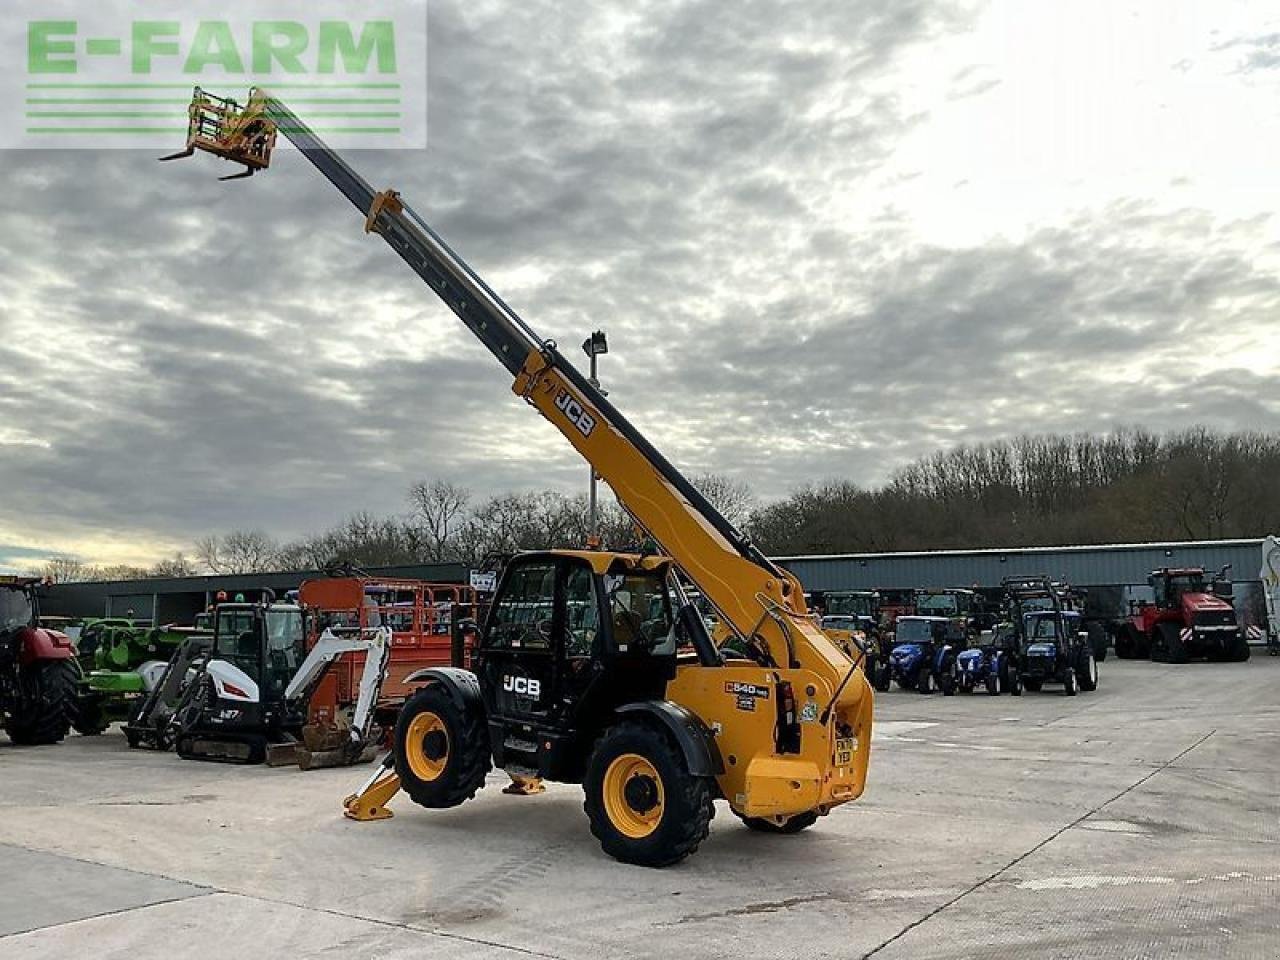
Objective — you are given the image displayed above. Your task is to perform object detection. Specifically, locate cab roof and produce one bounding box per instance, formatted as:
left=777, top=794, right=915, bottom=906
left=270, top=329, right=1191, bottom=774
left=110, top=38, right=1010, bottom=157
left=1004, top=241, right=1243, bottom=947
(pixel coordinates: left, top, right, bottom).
left=518, top=550, right=672, bottom=576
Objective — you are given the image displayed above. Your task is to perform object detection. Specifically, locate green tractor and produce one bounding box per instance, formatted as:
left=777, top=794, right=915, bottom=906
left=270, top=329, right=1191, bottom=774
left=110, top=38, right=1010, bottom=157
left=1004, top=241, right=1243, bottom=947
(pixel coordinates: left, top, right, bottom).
left=73, top=618, right=207, bottom=735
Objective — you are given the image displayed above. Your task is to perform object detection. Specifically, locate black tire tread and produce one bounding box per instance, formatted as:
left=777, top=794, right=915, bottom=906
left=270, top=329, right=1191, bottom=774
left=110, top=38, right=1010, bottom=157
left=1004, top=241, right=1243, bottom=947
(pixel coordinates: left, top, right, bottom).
left=394, top=683, right=491, bottom=809
left=583, top=720, right=713, bottom=868
left=4, top=659, right=77, bottom=745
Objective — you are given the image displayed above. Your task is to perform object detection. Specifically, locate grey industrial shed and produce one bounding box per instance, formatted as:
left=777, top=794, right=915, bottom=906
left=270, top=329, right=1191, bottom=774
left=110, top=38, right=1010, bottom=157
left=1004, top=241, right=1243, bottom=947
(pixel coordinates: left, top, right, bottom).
left=42, top=562, right=469, bottom=623
left=776, top=539, right=1266, bottom=592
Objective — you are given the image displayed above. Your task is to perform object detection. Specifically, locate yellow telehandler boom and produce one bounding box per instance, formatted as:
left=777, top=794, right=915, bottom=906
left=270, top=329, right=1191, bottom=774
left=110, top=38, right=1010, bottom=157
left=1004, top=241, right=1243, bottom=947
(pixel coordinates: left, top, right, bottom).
left=162, top=87, right=873, bottom=866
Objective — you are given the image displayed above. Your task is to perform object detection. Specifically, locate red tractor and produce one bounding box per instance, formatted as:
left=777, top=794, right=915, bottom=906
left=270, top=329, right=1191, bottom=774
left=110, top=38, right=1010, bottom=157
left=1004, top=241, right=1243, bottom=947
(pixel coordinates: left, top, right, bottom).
left=1113, top=567, right=1249, bottom=663
left=1, top=576, right=80, bottom=743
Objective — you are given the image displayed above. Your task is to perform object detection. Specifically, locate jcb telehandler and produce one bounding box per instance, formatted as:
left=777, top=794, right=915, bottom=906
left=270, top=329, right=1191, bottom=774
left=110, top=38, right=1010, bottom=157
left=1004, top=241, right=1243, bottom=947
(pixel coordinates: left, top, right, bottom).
left=161, top=87, right=874, bottom=867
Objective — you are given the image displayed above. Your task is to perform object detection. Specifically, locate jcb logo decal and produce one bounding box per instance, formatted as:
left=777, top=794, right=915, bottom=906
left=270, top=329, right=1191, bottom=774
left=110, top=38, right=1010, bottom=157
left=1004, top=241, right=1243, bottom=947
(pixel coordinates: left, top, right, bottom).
left=554, top=390, right=596, bottom=438
left=503, top=675, right=541, bottom=697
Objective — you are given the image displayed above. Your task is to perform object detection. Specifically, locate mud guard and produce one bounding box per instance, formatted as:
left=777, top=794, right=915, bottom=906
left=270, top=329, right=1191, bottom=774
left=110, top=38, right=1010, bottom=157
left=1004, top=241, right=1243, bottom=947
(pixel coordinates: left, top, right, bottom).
left=401, top=666, right=485, bottom=713
left=18, top=627, right=74, bottom=665
left=616, top=700, right=724, bottom=777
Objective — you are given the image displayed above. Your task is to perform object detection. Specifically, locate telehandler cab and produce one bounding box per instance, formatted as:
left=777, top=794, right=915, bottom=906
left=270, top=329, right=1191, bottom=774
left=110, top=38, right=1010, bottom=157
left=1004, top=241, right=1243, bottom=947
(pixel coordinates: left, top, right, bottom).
left=162, top=87, right=874, bottom=866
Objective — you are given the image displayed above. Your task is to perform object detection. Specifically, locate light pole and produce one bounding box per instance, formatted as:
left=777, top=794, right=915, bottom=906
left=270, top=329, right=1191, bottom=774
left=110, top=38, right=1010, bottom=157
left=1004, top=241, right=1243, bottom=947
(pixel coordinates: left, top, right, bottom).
left=582, top=330, right=609, bottom=540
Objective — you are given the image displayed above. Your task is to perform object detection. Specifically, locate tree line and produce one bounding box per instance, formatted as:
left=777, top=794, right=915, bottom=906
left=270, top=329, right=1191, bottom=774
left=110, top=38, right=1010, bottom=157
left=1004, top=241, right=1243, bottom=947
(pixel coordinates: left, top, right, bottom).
left=33, top=428, right=1279, bottom=580
left=750, top=428, right=1280, bottom=555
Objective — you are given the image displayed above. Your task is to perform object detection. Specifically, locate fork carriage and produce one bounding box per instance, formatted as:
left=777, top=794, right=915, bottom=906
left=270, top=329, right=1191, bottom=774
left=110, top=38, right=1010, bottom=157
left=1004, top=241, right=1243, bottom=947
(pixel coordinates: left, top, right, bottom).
left=159, top=87, right=278, bottom=180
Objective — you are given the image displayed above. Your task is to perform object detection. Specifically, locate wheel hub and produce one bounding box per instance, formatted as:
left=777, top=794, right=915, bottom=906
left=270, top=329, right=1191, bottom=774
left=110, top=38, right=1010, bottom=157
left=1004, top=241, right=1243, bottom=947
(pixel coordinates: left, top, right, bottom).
left=623, top=774, right=660, bottom=814
left=422, top=729, right=447, bottom=761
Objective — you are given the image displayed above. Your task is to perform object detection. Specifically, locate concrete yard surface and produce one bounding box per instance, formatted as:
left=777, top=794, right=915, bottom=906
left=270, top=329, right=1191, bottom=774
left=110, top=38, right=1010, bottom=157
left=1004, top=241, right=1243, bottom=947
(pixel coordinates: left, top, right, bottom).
left=1, top=658, right=1278, bottom=959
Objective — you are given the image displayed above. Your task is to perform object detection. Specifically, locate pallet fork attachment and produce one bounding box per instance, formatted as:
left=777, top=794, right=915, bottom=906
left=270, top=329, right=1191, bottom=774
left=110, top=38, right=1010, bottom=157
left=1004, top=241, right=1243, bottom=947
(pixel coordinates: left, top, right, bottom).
left=158, top=87, right=276, bottom=181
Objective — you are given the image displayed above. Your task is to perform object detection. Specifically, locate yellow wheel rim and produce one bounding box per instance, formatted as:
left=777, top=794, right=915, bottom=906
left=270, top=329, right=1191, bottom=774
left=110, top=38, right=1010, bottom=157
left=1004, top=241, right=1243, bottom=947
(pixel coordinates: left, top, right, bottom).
left=602, top=753, right=665, bottom=839
left=405, top=711, right=449, bottom=782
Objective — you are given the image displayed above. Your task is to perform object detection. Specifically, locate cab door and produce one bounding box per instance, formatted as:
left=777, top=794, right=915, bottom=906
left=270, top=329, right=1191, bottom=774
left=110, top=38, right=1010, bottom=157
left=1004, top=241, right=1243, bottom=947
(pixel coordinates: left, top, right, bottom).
left=479, top=558, right=560, bottom=723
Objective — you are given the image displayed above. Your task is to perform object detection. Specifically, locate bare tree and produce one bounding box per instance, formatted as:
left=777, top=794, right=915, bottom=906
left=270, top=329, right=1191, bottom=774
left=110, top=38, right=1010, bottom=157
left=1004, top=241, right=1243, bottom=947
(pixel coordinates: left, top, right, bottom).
left=196, top=530, right=281, bottom=574
left=407, top=479, right=471, bottom=561
left=34, top=555, right=93, bottom=583
left=691, top=472, right=756, bottom=530
left=94, top=564, right=151, bottom=581
left=150, top=552, right=197, bottom=578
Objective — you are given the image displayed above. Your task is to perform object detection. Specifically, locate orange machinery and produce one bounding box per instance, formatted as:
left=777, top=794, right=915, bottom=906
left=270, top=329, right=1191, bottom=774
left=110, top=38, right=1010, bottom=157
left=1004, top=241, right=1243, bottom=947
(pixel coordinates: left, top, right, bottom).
left=296, top=576, right=482, bottom=755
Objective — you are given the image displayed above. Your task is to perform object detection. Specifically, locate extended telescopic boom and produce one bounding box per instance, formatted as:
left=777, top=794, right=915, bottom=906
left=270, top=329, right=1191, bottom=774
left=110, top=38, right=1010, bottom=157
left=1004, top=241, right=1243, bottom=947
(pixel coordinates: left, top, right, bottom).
left=162, top=88, right=843, bottom=674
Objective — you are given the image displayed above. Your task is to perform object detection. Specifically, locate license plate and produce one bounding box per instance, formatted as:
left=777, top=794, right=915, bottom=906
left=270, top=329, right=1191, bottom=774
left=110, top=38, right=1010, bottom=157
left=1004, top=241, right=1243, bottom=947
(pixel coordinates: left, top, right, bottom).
left=834, top=737, right=856, bottom=766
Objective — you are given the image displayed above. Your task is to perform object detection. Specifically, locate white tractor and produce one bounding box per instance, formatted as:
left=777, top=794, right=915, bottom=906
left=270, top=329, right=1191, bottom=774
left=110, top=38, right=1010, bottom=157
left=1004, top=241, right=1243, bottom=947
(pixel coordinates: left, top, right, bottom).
left=1262, top=536, right=1280, bottom=656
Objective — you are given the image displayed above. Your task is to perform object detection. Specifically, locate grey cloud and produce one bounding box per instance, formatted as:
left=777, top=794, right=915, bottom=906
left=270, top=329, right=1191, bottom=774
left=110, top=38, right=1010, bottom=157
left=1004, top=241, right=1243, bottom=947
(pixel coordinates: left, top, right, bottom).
left=1, top=0, right=1277, bottom=566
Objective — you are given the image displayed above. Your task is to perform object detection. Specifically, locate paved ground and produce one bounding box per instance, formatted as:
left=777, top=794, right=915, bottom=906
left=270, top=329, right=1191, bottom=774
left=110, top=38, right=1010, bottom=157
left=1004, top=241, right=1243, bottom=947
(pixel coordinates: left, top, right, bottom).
left=1, top=657, right=1277, bottom=960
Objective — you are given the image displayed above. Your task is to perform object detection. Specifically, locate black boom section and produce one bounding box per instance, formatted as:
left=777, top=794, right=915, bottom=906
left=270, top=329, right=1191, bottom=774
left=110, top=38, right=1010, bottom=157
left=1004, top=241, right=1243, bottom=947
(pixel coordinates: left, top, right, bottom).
left=262, top=93, right=782, bottom=579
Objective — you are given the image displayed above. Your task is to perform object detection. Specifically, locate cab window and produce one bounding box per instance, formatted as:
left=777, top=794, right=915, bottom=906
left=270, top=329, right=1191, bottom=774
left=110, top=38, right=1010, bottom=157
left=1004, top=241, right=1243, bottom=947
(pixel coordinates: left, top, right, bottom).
left=488, top=562, right=556, bottom=650
left=604, top=572, right=674, bottom=655
left=564, top=564, right=600, bottom=658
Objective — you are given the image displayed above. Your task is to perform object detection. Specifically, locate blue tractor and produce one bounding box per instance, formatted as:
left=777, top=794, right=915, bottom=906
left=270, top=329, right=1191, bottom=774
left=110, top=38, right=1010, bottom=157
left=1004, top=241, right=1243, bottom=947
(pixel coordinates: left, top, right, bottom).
left=1018, top=609, right=1098, bottom=696
left=872, top=616, right=961, bottom=695
left=956, top=623, right=1023, bottom=695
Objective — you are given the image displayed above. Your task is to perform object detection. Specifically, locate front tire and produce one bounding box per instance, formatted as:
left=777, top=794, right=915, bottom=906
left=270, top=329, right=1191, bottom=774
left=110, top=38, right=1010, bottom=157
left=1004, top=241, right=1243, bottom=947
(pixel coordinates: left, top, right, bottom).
left=917, top=667, right=933, bottom=695
left=1228, top=632, right=1251, bottom=663
left=584, top=721, right=713, bottom=867
left=1063, top=669, right=1078, bottom=697
left=393, top=683, right=491, bottom=809
left=4, top=659, right=77, bottom=745
left=72, top=691, right=110, bottom=736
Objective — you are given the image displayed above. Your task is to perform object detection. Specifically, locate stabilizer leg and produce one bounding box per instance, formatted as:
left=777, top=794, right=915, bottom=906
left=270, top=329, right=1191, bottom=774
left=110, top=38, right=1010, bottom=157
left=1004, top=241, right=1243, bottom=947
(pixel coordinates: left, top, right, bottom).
left=343, top=754, right=399, bottom=821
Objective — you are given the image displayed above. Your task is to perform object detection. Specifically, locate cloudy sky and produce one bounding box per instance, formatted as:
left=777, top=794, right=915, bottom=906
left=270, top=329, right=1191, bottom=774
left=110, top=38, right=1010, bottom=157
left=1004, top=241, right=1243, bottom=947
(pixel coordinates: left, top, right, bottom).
left=2, top=0, right=1279, bottom=570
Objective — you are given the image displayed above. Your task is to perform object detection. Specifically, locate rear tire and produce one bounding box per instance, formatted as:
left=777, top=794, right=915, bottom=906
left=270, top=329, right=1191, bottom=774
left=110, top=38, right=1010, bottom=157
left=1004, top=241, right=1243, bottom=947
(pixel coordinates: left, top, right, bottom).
left=939, top=658, right=957, bottom=697
left=4, top=659, right=77, bottom=745
left=1063, top=669, right=1078, bottom=697
left=394, top=683, right=491, bottom=809
left=1009, top=669, right=1023, bottom=696
left=1115, top=625, right=1142, bottom=659
left=1087, top=623, right=1108, bottom=663
left=1076, top=649, right=1098, bottom=692
left=873, top=663, right=892, bottom=692
left=584, top=720, right=713, bottom=867
left=737, top=810, right=818, bottom=834
left=985, top=669, right=1001, bottom=696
